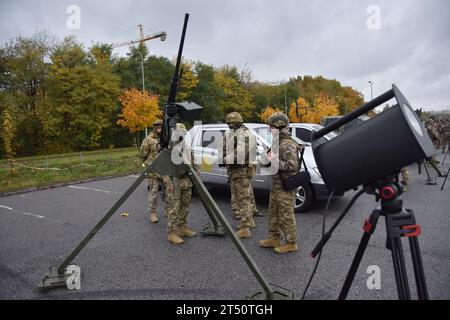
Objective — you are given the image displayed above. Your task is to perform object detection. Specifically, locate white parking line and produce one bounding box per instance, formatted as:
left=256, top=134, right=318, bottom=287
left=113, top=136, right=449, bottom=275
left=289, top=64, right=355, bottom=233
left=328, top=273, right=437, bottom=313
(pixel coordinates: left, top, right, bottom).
left=0, top=205, right=60, bottom=222
left=129, top=175, right=140, bottom=178
left=68, top=185, right=121, bottom=194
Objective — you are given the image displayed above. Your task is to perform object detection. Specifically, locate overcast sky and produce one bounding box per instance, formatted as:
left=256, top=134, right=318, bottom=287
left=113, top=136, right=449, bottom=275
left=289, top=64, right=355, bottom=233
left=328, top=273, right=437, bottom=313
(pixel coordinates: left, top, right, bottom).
left=1, top=0, right=449, bottom=111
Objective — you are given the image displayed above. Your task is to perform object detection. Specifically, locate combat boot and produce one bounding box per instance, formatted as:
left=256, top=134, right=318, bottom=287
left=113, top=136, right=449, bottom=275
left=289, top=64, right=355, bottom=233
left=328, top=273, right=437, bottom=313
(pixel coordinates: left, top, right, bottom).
left=179, top=225, right=197, bottom=237
left=274, top=242, right=298, bottom=254
left=259, top=239, right=281, bottom=248
left=150, top=212, right=159, bottom=223
left=236, top=228, right=252, bottom=238
left=168, top=232, right=184, bottom=245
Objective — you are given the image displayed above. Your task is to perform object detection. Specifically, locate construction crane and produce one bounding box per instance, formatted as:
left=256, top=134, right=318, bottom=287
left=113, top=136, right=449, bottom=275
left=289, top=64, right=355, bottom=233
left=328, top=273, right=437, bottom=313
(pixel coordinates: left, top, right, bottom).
left=112, top=24, right=166, bottom=49
left=112, top=25, right=167, bottom=137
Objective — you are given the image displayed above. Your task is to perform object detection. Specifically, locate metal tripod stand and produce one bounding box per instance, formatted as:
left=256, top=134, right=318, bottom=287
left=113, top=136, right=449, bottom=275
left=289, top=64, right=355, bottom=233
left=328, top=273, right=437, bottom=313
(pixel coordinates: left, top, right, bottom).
left=339, top=178, right=429, bottom=300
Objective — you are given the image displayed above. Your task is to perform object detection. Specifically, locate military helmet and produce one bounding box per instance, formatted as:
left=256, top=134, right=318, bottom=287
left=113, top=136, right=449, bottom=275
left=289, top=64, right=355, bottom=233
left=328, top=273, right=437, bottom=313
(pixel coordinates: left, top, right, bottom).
left=225, top=112, right=243, bottom=125
left=153, top=119, right=163, bottom=127
left=267, top=112, right=289, bottom=129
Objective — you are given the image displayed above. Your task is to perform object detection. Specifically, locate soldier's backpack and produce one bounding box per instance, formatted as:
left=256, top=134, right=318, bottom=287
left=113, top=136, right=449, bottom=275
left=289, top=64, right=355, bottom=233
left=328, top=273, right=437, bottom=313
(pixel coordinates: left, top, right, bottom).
left=278, top=139, right=311, bottom=191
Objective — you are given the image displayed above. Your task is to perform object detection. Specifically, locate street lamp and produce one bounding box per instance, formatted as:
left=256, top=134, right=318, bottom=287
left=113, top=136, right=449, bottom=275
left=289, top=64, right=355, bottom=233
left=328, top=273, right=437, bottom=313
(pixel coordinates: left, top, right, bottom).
left=369, top=81, right=374, bottom=100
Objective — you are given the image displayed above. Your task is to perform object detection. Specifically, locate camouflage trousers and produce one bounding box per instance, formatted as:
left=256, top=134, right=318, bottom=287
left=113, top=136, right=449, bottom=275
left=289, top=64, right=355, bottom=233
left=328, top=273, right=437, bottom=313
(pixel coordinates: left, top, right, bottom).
left=147, top=177, right=160, bottom=213
left=230, top=176, right=253, bottom=229
left=400, top=167, right=409, bottom=185
left=164, top=177, right=192, bottom=233
left=268, top=188, right=298, bottom=243
left=231, top=179, right=257, bottom=218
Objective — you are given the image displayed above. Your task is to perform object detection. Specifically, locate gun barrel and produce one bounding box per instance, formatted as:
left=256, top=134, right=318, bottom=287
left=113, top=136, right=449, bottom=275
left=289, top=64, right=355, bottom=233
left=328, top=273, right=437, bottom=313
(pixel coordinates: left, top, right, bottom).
left=167, top=13, right=189, bottom=104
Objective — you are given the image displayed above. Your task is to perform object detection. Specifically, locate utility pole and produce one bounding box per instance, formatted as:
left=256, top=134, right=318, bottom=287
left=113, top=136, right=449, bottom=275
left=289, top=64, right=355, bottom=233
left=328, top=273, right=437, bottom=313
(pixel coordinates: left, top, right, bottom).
left=369, top=81, right=374, bottom=100
left=284, top=82, right=287, bottom=114
left=112, top=26, right=167, bottom=138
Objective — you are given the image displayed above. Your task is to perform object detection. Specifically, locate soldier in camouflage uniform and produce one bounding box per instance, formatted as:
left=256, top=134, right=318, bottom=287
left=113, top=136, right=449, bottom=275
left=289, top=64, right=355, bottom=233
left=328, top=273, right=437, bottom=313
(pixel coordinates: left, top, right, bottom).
left=400, top=167, right=409, bottom=192
left=140, top=120, right=163, bottom=223
left=426, top=120, right=441, bottom=166
left=438, top=120, right=450, bottom=153
left=165, top=123, right=197, bottom=245
left=231, top=186, right=261, bottom=221
left=259, top=112, right=299, bottom=254
left=218, top=112, right=257, bottom=238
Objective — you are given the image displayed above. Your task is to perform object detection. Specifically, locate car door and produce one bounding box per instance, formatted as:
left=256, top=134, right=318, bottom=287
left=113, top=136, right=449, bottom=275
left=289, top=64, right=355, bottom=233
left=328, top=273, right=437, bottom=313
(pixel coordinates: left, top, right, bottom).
left=198, top=128, right=228, bottom=185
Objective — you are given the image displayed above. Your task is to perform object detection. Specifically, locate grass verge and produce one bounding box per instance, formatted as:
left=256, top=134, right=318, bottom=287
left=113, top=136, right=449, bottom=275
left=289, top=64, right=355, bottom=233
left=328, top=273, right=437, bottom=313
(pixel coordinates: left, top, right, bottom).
left=0, top=147, right=143, bottom=193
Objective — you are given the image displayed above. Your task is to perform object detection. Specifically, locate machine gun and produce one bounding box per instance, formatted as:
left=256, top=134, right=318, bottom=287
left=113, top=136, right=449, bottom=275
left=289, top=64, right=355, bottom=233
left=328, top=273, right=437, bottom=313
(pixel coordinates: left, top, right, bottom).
left=38, top=13, right=291, bottom=300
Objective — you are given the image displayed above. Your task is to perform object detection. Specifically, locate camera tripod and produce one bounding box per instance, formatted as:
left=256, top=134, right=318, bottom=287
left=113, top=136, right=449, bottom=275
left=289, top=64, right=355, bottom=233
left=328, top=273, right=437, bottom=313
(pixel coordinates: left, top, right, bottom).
left=312, top=176, right=429, bottom=300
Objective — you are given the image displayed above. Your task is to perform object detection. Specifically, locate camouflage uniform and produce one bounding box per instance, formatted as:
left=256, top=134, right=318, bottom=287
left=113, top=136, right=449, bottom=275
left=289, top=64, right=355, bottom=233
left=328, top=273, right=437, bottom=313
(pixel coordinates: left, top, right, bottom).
left=140, top=126, right=162, bottom=215
left=426, top=122, right=441, bottom=166
left=219, top=112, right=257, bottom=233
left=439, top=121, right=450, bottom=153
left=267, top=130, right=299, bottom=244
left=231, top=182, right=258, bottom=219
left=400, top=167, right=409, bottom=185
left=165, top=123, right=197, bottom=236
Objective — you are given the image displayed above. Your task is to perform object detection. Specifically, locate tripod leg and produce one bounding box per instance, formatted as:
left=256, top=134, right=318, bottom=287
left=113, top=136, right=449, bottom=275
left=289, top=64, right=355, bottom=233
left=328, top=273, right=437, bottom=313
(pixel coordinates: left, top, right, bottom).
left=429, top=160, right=445, bottom=177
left=389, top=237, right=411, bottom=300
left=338, top=210, right=380, bottom=300
left=441, top=165, right=450, bottom=191
left=423, top=162, right=432, bottom=180
left=442, top=149, right=449, bottom=165
left=409, top=236, right=429, bottom=299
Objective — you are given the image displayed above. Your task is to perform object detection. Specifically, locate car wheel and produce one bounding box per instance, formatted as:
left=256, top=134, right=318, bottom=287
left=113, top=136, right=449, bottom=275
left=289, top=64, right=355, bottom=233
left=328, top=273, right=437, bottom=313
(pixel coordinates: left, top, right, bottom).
left=294, top=183, right=314, bottom=213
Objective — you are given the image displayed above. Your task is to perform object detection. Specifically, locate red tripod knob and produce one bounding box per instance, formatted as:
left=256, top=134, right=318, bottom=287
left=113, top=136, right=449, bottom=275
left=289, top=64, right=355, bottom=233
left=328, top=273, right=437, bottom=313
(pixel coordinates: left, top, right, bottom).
left=380, top=186, right=396, bottom=200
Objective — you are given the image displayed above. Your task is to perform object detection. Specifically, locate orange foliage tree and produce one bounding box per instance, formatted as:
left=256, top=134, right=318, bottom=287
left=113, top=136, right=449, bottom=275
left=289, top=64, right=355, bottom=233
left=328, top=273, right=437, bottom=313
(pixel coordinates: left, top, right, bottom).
left=288, top=97, right=310, bottom=123
left=117, top=88, right=162, bottom=134
left=260, top=106, right=282, bottom=123
left=289, top=93, right=339, bottom=124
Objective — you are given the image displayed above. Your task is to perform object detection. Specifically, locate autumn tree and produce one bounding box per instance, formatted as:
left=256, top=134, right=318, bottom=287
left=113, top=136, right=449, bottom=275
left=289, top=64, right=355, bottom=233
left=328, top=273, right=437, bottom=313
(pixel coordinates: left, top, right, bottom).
left=260, top=106, right=282, bottom=123
left=288, top=97, right=310, bottom=123
left=117, top=88, right=162, bottom=145
left=177, top=60, right=199, bottom=101
left=300, top=92, right=340, bottom=124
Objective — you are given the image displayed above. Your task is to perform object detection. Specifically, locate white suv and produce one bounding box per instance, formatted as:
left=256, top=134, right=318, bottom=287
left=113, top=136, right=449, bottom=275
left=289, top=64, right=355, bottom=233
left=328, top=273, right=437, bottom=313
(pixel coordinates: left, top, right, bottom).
left=184, top=123, right=339, bottom=212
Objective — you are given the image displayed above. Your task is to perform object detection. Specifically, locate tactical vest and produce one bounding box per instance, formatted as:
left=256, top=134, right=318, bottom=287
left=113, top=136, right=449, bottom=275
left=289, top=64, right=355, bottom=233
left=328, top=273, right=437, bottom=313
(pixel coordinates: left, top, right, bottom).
left=223, top=126, right=255, bottom=166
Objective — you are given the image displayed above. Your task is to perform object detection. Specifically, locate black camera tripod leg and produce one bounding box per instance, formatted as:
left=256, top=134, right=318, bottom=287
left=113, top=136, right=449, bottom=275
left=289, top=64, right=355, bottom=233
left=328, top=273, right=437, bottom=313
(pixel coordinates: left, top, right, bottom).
left=409, top=235, right=429, bottom=299
left=338, top=210, right=380, bottom=300
left=441, top=165, right=450, bottom=191
left=442, top=148, right=449, bottom=165
left=389, top=236, right=411, bottom=300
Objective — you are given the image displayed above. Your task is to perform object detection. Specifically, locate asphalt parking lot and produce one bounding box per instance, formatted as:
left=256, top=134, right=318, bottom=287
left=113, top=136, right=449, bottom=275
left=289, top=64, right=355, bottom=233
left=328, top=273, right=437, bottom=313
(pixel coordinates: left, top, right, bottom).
left=1, top=154, right=449, bottom=300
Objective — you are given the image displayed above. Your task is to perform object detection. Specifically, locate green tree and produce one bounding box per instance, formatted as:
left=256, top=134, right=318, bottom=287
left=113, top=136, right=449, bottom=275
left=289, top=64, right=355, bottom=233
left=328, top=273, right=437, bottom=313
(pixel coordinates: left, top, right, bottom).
left=0, top=30, right=54, bottom=155
left=1, top=109, right=15, bottom=170
left=190, top=62, right=223, bottom=123
left=43, top=37, right=121, bottom=152
left=214, top=66, right=255, bottom=121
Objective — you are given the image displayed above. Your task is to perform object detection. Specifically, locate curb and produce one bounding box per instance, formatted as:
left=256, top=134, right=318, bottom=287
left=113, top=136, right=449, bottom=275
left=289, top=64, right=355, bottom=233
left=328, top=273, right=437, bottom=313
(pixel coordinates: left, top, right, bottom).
left=0, top=171, right=141, bottom=198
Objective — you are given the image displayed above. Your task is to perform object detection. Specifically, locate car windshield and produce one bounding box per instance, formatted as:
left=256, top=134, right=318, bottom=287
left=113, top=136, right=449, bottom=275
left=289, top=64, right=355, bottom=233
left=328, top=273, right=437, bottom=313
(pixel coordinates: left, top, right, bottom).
left=251, top=126, right=272, bottom=145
